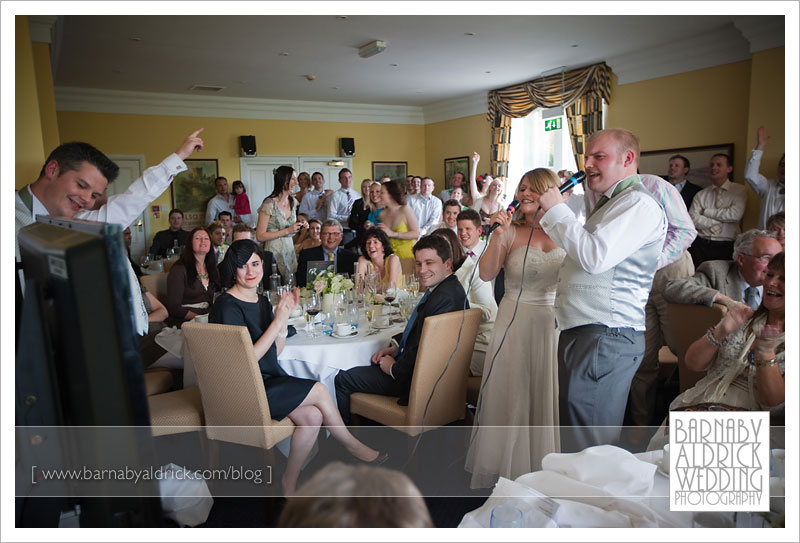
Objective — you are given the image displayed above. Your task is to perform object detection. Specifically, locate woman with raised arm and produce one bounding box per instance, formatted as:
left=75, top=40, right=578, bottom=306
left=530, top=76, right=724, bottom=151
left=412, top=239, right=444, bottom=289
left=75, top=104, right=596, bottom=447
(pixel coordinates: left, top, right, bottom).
left=210, top=241, right=387, bottom=496
left=256, top=166, right=305, bottom=283
left=376, top=179, right=420, bottom=259
left=469, top=152, right=505, bottom=236
left=465, top=168, right=565, bottom=488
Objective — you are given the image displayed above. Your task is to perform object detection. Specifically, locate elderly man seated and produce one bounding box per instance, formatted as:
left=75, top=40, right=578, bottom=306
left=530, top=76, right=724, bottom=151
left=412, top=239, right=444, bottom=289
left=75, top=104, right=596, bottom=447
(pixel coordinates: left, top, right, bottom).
left=663, top=229, right=782, bottom=309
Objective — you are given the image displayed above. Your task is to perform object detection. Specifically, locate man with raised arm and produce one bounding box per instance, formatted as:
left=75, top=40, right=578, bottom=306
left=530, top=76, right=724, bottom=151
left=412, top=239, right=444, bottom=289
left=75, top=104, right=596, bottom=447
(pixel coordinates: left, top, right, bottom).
left=16, top=128, right=205, bottom=336
left=744, top=126, right=785, bottom=230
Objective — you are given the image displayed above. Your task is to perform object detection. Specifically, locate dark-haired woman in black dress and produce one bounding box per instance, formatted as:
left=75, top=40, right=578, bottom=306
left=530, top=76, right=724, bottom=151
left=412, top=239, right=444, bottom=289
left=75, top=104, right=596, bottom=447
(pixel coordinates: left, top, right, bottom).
left=210, top=240, right=386, bottom=495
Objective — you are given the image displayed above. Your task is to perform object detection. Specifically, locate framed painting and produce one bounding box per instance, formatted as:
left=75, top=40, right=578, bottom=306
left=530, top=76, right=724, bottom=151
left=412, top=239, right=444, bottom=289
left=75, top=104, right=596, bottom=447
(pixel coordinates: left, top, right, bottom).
left=444, top=156, right=469, bottom=189
left=639, top=143, right=735, bottom=189
left=372, top=161, right=408, bottom=183
left=171, top=159, right=219, bottom=229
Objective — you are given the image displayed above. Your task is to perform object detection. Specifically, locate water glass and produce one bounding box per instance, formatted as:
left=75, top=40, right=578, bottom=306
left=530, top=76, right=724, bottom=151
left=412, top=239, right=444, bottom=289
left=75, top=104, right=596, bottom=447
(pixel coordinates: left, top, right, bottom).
left=348, top=304, right=360, bottom=331
left=321, top=312, right=334, bottom=335
left=490, top=506, right=523, bottom=528
left=139, top=254, right=151, bottom=271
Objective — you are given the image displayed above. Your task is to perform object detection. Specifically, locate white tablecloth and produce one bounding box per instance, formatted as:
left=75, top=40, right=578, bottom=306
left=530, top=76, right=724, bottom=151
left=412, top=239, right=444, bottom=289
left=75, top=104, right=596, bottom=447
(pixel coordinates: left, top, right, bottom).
left=278, top=317, right=404, bottom=403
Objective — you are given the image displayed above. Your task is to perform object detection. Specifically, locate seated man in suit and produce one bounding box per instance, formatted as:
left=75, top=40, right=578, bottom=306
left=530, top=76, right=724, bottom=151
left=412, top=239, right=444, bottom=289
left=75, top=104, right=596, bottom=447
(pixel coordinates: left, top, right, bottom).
left=663, top=229, right=781, bottom=309
left=335, top=235, right=468, bottom=423
left=296, top=219, right=359, bottom=287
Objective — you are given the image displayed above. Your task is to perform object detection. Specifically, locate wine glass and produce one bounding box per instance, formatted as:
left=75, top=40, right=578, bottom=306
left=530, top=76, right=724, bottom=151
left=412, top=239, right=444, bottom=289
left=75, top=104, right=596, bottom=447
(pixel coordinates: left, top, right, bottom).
left=305, top=293, right=320, bottom=337
left=139, top=254, right=151, bottom=271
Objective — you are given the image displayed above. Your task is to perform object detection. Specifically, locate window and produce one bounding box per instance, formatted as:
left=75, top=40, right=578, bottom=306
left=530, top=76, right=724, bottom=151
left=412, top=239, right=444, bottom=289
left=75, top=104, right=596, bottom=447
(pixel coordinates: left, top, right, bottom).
left=507, top=108, right=578, bottom=200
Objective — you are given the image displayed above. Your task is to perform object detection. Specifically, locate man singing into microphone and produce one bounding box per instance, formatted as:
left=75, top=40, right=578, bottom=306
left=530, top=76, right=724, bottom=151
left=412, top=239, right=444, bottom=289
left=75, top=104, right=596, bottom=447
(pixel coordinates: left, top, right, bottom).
left=537, top=128, right=667, bottom=450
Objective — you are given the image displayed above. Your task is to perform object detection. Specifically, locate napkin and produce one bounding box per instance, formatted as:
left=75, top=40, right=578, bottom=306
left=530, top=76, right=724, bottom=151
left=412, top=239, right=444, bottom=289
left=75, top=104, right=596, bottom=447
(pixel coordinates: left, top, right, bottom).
left=540, top=445, right=656, bottom=499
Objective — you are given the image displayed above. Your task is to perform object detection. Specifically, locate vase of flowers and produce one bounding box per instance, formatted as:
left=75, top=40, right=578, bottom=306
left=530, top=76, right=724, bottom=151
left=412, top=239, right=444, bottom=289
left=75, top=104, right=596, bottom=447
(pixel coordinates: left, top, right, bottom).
left=309, top=270, right=354, bottom=314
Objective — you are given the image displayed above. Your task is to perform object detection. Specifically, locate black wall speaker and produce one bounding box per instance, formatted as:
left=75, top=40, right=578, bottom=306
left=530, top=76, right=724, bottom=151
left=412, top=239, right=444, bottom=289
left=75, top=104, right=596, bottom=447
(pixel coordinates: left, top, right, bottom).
left=340, top=137, right=355, bottom=157
left=240, top=135, right=256, bottom=157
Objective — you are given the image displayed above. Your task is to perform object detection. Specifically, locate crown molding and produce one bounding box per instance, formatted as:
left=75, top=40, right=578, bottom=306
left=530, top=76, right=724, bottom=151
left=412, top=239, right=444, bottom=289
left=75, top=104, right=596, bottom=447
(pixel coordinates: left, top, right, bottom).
left=422, top=92, right=488, bottom=124
left=54, top=87, right=426, bottom=125
left=733, top=16, right=785, bottom=53
left=609, top=23, right=753, bottom=85
left=28, top=15, right=58, bottom=43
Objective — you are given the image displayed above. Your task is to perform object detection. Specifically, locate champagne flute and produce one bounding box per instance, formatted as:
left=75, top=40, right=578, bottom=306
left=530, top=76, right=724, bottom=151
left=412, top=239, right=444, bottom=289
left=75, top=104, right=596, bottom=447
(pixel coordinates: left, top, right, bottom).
left=365, top=304, right=376, bottom=331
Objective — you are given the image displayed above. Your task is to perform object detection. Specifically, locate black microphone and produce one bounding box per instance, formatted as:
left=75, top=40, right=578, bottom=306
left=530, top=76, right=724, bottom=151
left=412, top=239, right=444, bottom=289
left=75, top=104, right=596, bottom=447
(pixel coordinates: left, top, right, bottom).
left=558, top=171, right=586, bottom=193
left=487, top=199, right=520, bottom=235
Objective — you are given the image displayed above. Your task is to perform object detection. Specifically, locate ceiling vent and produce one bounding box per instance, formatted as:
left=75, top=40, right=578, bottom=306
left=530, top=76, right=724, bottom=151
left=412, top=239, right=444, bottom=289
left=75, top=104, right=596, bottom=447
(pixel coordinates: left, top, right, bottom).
left=189, top=84, right=226, bottom=92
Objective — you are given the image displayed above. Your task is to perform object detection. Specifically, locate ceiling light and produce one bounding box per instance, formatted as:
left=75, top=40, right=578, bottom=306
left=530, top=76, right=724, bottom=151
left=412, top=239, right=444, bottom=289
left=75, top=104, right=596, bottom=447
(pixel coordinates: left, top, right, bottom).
left=390, top=63, right=398, bottom=67
left=331, top=86, right=339, bottom=90
left=485, top=71, right=491, bottom=74
left=464, top=32, right=475, bottom=36
left=306, top=74, right=316, bottom=81
left=336, top=16, right=348, bottom=20
left=358, top=40, right=386, bottom=59
left=279, top=52, right=289, bottom=56
left=129, top=37, right=141, bottom=42
left=570, top=44, right=579, bottom=48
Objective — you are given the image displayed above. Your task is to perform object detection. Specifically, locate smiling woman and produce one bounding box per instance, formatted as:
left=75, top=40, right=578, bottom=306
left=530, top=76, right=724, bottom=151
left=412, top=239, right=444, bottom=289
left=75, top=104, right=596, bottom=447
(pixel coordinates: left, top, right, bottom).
left=165, top=226, right=220, bottom=326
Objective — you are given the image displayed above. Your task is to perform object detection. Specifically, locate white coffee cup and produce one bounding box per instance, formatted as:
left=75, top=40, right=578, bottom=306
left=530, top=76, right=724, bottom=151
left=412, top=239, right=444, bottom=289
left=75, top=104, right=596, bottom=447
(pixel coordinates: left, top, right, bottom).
left=335, top=323, right=354, bottom=336
left=662, top=444, right=670, bottom=474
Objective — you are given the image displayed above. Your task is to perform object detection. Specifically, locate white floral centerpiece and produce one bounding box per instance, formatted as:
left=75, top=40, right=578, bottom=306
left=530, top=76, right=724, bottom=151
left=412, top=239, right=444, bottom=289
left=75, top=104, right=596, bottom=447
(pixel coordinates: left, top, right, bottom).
left=309, top=270, right=354, bottom=313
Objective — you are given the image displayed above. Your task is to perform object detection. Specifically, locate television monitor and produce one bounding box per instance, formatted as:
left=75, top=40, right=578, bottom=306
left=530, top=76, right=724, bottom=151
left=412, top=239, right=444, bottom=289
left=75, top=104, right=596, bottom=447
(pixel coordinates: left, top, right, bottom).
left=16, top=217, right=162, bottom=527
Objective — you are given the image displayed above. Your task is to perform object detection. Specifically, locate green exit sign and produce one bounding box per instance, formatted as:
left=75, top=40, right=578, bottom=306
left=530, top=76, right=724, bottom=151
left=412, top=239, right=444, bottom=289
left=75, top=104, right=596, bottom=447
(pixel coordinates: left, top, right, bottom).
left=544, top=118, right=562, bottom=132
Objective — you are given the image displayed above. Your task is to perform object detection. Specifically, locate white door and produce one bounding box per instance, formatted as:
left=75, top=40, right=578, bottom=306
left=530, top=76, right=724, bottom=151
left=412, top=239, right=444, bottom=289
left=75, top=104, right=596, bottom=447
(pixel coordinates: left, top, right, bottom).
left=240, top=157, right=300, bottom=225
left=107, top=155, right=147, bottom=261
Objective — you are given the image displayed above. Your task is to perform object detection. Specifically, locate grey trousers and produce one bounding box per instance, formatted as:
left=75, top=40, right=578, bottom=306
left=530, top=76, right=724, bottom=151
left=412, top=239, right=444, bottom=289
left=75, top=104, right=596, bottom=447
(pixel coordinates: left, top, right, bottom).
left=558, top=324, right=644, bottom=451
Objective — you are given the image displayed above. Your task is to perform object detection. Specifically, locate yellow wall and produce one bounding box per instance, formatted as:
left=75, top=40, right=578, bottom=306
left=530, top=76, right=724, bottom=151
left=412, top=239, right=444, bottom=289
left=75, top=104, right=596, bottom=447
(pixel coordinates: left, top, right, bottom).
left=608, top=60, right=752, bottom=175
left=424, top=114, right=492, bottom=192
left=32, top=41, right=60, bottom=154
left=744, top=47, right=784, bottom=229
left=57, top=111, right=426, bottom=234
left=15, top=16, right=46, bottom=188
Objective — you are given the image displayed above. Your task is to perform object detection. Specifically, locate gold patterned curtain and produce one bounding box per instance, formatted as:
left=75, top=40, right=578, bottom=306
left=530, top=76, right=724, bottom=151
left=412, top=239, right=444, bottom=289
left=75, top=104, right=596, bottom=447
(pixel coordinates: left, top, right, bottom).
left=487, top=62, right=612, bottom=175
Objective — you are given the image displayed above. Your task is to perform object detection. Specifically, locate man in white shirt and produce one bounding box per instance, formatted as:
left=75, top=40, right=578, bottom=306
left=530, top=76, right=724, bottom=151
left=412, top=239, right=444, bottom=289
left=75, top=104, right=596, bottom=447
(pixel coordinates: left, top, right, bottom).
left=744, top=125, right=784, bottom=229
left=15, top=128, right=205, bottom=337
left=407, top=177, right=442, bottom=235
left=327, top=168, right=359, bottom=245
left=538, top=128, right=667, bottom=449
left=456, top=208, right=487, bottom=261
left=205, top=176, right=235, bottom=225
left=688, top=154, right=747, bottom=267
left=298, top=171, right=330, bottom=222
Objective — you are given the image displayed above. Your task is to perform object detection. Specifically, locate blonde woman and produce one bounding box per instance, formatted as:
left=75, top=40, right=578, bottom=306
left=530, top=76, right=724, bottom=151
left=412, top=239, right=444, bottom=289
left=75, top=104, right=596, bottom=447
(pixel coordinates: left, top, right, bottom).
left=469, top=152, right=505, bottom=236
left=465, top=168, right=565, bottom=488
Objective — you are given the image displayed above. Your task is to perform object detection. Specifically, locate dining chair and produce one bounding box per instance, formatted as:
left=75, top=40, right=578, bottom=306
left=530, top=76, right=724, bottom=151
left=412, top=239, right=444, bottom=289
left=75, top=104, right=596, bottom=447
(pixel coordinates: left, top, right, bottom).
left=349, top=308, right=481, bottom=437
left=147, top=386, right=204, bottom=437
left=140, top=272, right=169, bottom=305
left=398, top=257, right=416, bottom=277
left=144, top=367, right=174, bottom=396
left=181, top=321, right=295, bottom=451
left=162, top=259, right=178, bottom=273
left=667, top=302, right=728, bottom=393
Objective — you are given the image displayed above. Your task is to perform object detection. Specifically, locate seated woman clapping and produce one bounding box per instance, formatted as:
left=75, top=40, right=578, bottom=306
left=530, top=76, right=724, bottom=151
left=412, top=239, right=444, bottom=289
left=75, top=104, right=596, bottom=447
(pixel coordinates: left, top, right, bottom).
left=675, top=252, right=785, bottom=412
left=165, top=227, right=220, bottom=326
left=209, top=240, right=387, bottom=496
left=355, top=228, right=403, bottom=290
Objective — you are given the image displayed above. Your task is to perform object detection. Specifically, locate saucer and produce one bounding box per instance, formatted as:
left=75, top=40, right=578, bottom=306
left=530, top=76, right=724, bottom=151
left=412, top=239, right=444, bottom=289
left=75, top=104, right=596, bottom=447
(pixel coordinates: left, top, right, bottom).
left=656, top=460, right=669, bottom=478
left=332, top=329, right=358, bottom=339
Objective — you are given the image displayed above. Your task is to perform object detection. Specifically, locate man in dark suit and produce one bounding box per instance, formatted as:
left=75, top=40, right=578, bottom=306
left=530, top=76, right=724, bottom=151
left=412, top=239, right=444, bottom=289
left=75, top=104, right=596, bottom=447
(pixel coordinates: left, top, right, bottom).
left=663, top=229, right=781, bottom=308
left=296, top=219, right=359, bottom=287
left=335, top=235, right=468, bottom=424
left=666, top=154, right=702, bottom=210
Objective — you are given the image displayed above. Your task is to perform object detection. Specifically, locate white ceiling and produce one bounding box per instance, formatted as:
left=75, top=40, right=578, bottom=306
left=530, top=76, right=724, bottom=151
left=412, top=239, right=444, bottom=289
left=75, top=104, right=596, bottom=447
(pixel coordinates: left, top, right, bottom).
left=45, top=14, right=784, bottom=109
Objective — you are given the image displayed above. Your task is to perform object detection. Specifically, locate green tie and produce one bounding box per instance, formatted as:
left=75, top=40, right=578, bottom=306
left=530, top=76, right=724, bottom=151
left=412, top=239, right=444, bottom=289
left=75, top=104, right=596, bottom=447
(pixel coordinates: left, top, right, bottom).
left=588, top=175, right=640, bottom=218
